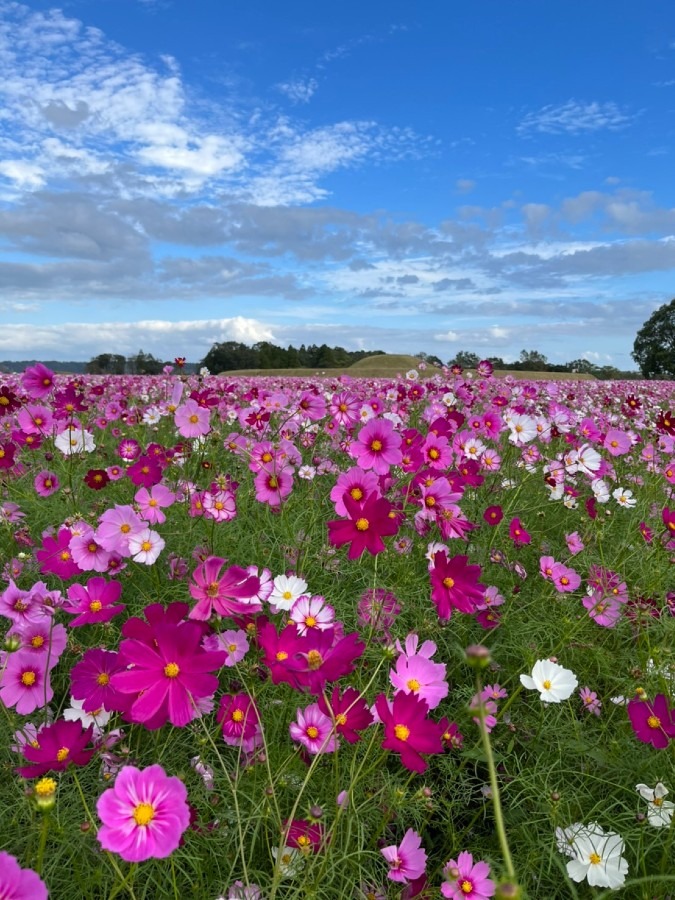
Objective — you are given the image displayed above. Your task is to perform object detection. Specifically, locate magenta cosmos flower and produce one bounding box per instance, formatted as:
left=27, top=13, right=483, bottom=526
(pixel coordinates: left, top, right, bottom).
left=429, top=552, right=484, bottom=620
left=627, top=694, right=675, bottom=749
left=290, top=702, right=338, bottom=754
left=375, top=691, right=443, bottom=774
left=16, top=719, right=94, bottom=778
left=189, top=557, right=261, bottom=620
left=0, top=852, right=48, bottom=899
left=0, top=651, right=52, bottom=715
left=381, top=828, right=427, bottom=884
left=64, top=576, right=125, bottom=627
left=327, top=492, right=399, bottom=560
left=97, top=764, right=190, bottom=862
left=441, top=851, right=495, bottom=899
left=217, top=693, right=262, bottom=751
left=113, top=616, right=226, bottom=728
left=21, top=362, right=55, bottom=399
left=350, top=418, right=403, bottom=475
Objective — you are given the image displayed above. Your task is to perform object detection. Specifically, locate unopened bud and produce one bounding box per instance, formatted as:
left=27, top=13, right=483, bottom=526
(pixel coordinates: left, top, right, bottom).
left=464, top=644, right=491, bottom=669
left=495, top=882, right=521, bottom=899
left=4, top=634, right=21, bottom=653
left=309, top=805, right=323, bottom=820
left=550, top=791, right=560, bottom=802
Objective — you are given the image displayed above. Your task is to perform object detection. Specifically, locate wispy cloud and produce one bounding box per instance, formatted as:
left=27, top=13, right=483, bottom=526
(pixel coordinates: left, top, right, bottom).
left=518, top=100, right=633, bottom=135
left=276, top=77, right=319, bottom=104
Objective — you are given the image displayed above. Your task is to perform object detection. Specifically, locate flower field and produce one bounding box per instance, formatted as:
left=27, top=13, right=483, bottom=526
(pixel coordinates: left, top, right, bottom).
left=0, top=361, right=674, bottom=899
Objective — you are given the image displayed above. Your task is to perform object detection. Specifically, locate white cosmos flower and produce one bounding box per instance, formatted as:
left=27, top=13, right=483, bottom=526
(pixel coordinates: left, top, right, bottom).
left=269, top=573, right=308, bottom=612
left=520, top=659, right=578, bottom=702
left=54, top=427, right=96, bottom=455
left=636, top=783, right=674, bottom=827
left=566, top=828, right=628, bottom=889
left=63, top=696, right=111, bottom=730
left=612, top=487, right=637, bottom=508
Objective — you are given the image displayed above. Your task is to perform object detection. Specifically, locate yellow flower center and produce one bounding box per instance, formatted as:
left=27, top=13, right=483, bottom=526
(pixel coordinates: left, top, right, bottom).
left=407, top=679, right=421, bottom=692
left=394, top=724, right=410, bottom=741
left=350, top=487, right=363, bottom=500
left=132, top=802, right=155, bottom=826
left=141, top=541, right=152, bottom=552
left=589, top=852, right=602, bottom=865
left=276, top=651, right=288, bottom=661
left=96, top=673, right=110, bottom=685
left=282, top=590, right=293, bottom=600
left=35, top=777, right=57, bottom=797
left=89, top=600, right=102, bottom=613
left=304, top=615, right=317, bottom=628
left=335, top=713, right=347, bottom=725
left=307, top=650, right=323, bottom=670
left=262, top=452, right=273, bottom=462
left=297, top=835, right=311, bottom=848
left=56, top=747, right=69, bottom=762
left=232, top=709, right=244, bottom=722
left=21, top=671, right=37, bottom=686
left=164, top=662, right=180, bottom=678
left=355, top=517, right=369, bottom=531
left=228, top=643, right=238, bottom=652
left=654, top=797, right=664, bottom=807
left=306, top=726, right=319, bottom=739
left=460, top=881, right=474, bottom=895
left=189, top=414, right=199, bottom=424
left=542, top=680, right=552, bottom=690
left=443, top=577, right=455, bottom=589
left=30, top=636, right=45, bottom=648
left=428, top=448, right=440, bottom=459
left=647, top=715, right=661, bottom=729
left=370, top=439, right=383, bottom=452
left=425, top=496, right=436, bottom=507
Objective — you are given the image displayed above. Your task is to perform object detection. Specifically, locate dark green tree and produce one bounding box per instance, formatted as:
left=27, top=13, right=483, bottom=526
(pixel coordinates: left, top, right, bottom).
left=449, top=351, right=480, bottom=369
left=86, top=353, right=126, bottom=375
left=127, top=350, right=164, bottom=375
left=632, top=298, right=675, bottom=379
left=518, top=349, right=549, bottom=371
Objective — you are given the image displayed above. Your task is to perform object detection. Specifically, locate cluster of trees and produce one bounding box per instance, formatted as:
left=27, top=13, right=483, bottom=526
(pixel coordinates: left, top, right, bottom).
left=632, top=298, right=675, bottom=380
left=85, top=351, right=182, bottom=375
left=199, top=341, right=384, bottom=372
left=448, top=349, right=644, bottom=381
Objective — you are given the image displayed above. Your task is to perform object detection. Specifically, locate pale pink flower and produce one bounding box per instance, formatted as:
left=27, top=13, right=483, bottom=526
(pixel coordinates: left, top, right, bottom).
left=128, top=528, right=165, bottom=565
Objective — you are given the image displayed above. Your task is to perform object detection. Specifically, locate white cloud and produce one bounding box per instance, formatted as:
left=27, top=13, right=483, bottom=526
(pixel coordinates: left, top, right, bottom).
left=0, top=160, right=45, bottom=188
left=518, top=100, right=633, bottom=135
left=434, top=330, right=459, bottom=342
left=276, top=77, right=319, bottom=104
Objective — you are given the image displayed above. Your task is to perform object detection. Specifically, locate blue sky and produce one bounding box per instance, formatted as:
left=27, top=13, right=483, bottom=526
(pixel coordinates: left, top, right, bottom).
left=1, top=0, right=674, bottom=367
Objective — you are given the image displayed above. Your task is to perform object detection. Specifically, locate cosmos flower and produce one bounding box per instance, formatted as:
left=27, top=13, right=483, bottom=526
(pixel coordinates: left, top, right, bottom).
left=96, top=764, right=190, bottom=862
left=381, top=829, right=427, bottom=884
left=519, top=659, right=578, bottom=702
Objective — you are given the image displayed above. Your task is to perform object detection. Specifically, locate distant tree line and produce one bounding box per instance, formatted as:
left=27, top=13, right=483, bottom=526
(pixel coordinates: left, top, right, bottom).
left=448, top=349, right=644, bottom=381
left=200, top=341, right=385, bottom=372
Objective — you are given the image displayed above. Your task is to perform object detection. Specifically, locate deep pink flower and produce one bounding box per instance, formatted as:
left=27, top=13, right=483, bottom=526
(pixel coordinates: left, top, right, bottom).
left=127, top=455, right=162, bottom=488
left=327, top=492, right=399, bottom=560
left=627, top=694, right=675, bottom=749
left=217, top=693, right=262, bottom=751
left=375, top=691, right=443, bottom=773
left=189, top=557, right=261, bottom=620
left=0, top=852, right=48, bottom=899
left=350, top=418, right=402, bottom=475
left=34, top=470, right=60, bottom=497
left=8, top=620, right=67, bottom=664
left=329, top=466, right=380, bottom=516
left=21, top=362, right=55, bottom=399
left=381, top=828, right=427, bottom=884
left=97, top=764, right=190, bottom=862
left=317, top=685, right=373, bottom=743
left=64, top=577, right=125, bottom=627
left=257, top=620, right=306, bottom=689
left=551, top=563, right=581, bottom=593
left=16, top=718, right=95, bottom=778
left=509, top=517, right=531, bottom=546
left=0, top=441, right=16, bottom=469
left=70, top=648, right=130, bottom=713
left=35, top=528, right=80, bottom=578
left=295, top=627, right=365, bottom=695
left=390, top=653, right=448, bottom=710
left=113, top=617, right=226, bottom=728
left=253, top=465, right=294, bottom=506
left=441, top=851, right=495, bottom=899
left=429, top=552, right=484, bottom=620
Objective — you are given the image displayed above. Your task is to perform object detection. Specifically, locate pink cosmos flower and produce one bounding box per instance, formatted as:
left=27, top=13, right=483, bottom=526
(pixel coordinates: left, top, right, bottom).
left=202, top=629, right=249, bottom=666
left=603, top=428, right=632, bottom=456
left=441, top=851, right=495, bottom=899
left=217, top=693, right=262, bottom=751
left=35, top=529, right=80, bottom=578
left=327, top=491, right=399, bottom=559
left=290, top=702, right=338, bottom=754
left=95, top=505, right=146, bottom=555
left=202, top=489, right=237, bottom=522
left=582, top=592, right=623, bottom=628
left=579, top=687, right=602, bottom=716
left=551, top=563, right=581, bottom=593
left=97, top=764, right=190, bottom=862
left=174, top=398, right=211, bottom=438
left=127, top=455, right=162, bottom=488
left=381, top=829, right=427, bottom=884
left=289, top=595, right=335, bottom=635
left=0, top=579, right=51, bottom=625
left=509, top=517, right=531, bottom=545
left=329, top=466, right=380, bottom=516
left=134, top=484, right=175, bottom=525
left=70, top=531, right=112, bottom=573
left=0, top=651, right=52, bottom=714
left=34, top=470, right=60, bottom=497
left=253, top=465, right=294, bottom=506
left=350, top=418, right=403, bottom=475
left=8, top=620, right=67, bottom=664
left=113, top=615, right=226, bottom=728
left=70, top=648, right=130, bottom=713
left=0, top=852, right=48, bottom=899
left=317, top=685, right=373, bottom=743
left=565, top=531, right=585, bottom=555
left=390, top=653, right=449, bottom=710
left=189, top=557, right=261, bottom=620
left=64, top=577, right=125, bottom=627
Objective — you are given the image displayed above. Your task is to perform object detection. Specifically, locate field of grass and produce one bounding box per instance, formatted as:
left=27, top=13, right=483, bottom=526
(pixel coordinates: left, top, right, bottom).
left=218, top=354, right=597, bottom=380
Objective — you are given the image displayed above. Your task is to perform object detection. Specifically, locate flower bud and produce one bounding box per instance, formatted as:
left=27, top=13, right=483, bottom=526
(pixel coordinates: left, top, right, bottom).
left=4, top=633, right=22, bottom=652
left=464, top=644, right=491, bottom=669
left=495, top=882, right=522, bottom=899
